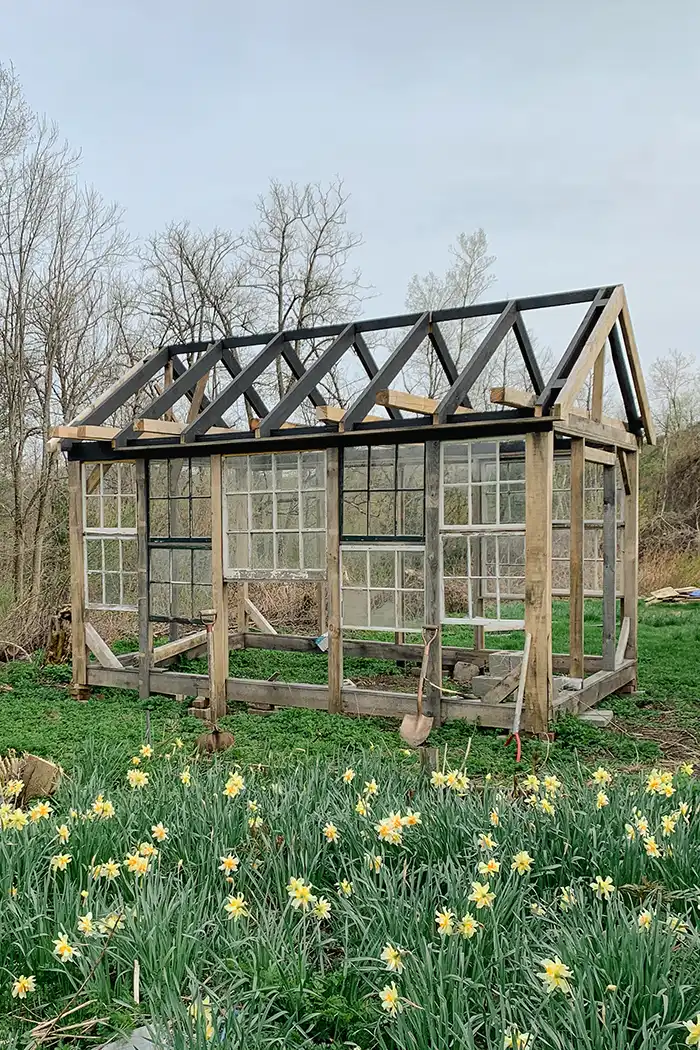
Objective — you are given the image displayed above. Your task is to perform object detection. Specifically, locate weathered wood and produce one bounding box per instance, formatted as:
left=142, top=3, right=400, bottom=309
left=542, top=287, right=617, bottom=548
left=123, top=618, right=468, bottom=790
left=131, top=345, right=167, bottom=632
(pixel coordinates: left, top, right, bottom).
left=237, top=582, right=249, bottom=632
left=584, top=445, right=616, bottom=467
left=187, top=372, right=210, bottom=422
left=552, top=287, right=623, bottom=416
left=602, top=463, right=617, bottom=671
left=617, top=447, right=631, bottom=495
left=53, top=424, right=120, bottom=441
left=591, top=348, right=605, bottom=422
left=135, top=460, right=150, bottom=700
left=424, top=441, right=443, bottom=721
left=480, top=665, right=521, bottom=705
left=67, top=461, right=87, bottom=691
left=133, top=418, right=232, bottom=436
left=315, top=405, right=384, bottom=424
left=210, top=455, right=229, bottom=721
left=524, top=429, right=553, bottom=733
left=326, top=447, right=343, bottom=713
left=569, top=438, right=585, bottom=678
left=618, top=291, right=656, bottom=445
left=152, top=629, right=209, bottom=665
left=554, top=416, right=637, bottom=451
left=555, top=661, right=636, bottom=714
left=622, top=448, right=639, bottom=687
left=244, top=597, right=277, bottom=635
left=615, top=616, right=630, bottom=669
left=84, top=622, right=122, bottom=670
left=569, top=406, right=627, bottom=430
left=376, top=388, right=471, bottom=416
left=490, top=387, right=535, bottom=409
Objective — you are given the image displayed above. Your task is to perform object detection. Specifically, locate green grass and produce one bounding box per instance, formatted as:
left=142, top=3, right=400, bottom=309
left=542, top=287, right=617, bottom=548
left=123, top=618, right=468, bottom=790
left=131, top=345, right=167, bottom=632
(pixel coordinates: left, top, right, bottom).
left=1, top=749, right=699, bottom=1047
left=0, top=601, right=698, bottom=773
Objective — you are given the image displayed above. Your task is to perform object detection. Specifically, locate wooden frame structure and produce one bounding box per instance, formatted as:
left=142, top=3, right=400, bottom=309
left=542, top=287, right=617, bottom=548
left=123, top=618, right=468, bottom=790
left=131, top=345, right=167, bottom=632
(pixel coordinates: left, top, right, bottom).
left=56, top=284, right=654, bottom=735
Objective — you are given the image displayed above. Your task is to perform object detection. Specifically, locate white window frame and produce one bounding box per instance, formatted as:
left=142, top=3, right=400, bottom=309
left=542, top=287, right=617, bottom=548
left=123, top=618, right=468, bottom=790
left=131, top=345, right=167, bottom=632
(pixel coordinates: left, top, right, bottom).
left=440, top=438, right=526, bottom=533
left=440, top=531, right=526, bottom=629
left=223, top=451, right=327, bottom=581
left=82, top=462, right=138, bottom=612
left=341, top=544, right=425, bottom=633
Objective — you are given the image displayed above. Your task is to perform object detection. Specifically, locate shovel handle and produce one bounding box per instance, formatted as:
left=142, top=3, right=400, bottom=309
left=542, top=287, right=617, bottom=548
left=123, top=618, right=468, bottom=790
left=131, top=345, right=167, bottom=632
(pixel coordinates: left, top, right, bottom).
left=417, top=626, right=438, bottom=718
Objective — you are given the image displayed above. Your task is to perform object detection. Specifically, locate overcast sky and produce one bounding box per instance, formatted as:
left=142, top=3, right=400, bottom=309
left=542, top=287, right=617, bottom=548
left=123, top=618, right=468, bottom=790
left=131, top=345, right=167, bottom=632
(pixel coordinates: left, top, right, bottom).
left=4, top=0, right=700, bottom=366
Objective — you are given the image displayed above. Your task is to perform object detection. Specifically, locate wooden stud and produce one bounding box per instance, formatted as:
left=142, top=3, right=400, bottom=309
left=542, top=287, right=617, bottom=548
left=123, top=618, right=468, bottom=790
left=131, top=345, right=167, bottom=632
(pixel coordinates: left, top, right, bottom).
left=187, top=372, right=210, bottom=422
left=67, top=461, right=88, bottom=693
left=569, top=437, right=585, bottom=679
left=376, top=388, right=472, bottom=416
left=326, top=447, right=343, bottom=713
left=602, top=463, right=617, bottom=671
left=244, top=597, right=277, bottom=635
left=583, top=445, right=616, bottom=466
left=424, top=441, right=443, bottom=722
left=553, top=287, right=623, bottom=416
left=490, top=387, right=536, bottom=409
left=237, top=582, right=249, bottom=633
left=591, top=348, right=605, bottom=423
left=524, top=430, right=554, bottom=734
left=317, top=582, right=327, bottom=635
left=621, top=448, right=639, bottom=688
left=315, top=405, right=384, bottom=424
left=554, top=416, right=637, bottom=451
left=151, top=628, right=208, bottom=665
left=85, top=622, right=122, bottom=670
left=210, top=455, right=229, bottom=721
left=615, top=616, right=630, bottom=669
left=135, top=460, right=150, bottom=700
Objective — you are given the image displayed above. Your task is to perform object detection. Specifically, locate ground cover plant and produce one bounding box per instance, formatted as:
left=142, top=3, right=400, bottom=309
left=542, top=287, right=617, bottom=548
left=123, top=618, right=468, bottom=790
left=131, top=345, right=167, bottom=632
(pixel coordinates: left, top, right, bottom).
left=1, top=746, right=700, bottom=1048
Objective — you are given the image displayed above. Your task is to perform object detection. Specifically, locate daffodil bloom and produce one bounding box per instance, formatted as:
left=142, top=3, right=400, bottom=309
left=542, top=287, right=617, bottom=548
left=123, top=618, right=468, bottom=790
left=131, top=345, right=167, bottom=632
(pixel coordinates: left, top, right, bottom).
left=80, top=889, right=89, bottom=900
left=435, top=908, right=455, bottom=935
left=180, top=767, right=191, bottom=786
left=337, top=879, right=353, bottom=896
left=99, top=858, right=121, bottom=880
left=287, top=877, right=316, bottom=911
left=223, top=772, right=245, bottom=799
left=469, top=881, right=496, bottom=909
left=100, top=799, right=115, bottom=818
left=543, top=774, right=561, bottom=796
left=638, top=908, right=653, bottom=930
left=375, top=817, right=402, bottom=845
left=50, top=853, right=72, bottom=872
left=590, top=875, right=615, bottom=899
left=53, top=934, right=80, bottom=962
left=634, top=813, right=650, bottom=836
left=430, top=770, right=447, bottom=788
left=126, top=769, right=148, bottom=789
left=380, top=943, right=404, bottom=972
left=504, top=1030, right=532, bottom=1049
left=660, top=782, right=676, bottom=799
left=4, top=779, right=23, bottom=797
left=559, top=887, right=576, bottom=911
left=247, top=799, right=258, bottom=813
left=140, top=744, right=153, bottom=758
left=595, top=791, right=609, bottom=810
left=451, top=771, right=470, bottom=793
left=56, top=824, right=70, bottom=843
left=539, top=956, right=573, bottom=994
left=678, top=801, right=691, bottom=819
left=8, top=809, right=27, bottom=830
left=11, top=974, right=36, bottom=999
left=131, top=756, right=141, bottom=766
left=363, top=779, right=379, bottom=797
left=355, top=796, right=368, bottom=816
left=379, top=982, right=403, bottom=1017
left=646, top=769, right=663, bottom=793
left=342, top=768, right=355, bottom=783
left=248, top=815, right=263, bottom=829
left=445, top=769, right=460, bottom=789
left=224, top=893, right=249, bottom=920
left=478, top=832, right=498, bottom=851
left=78, top=912, right=96, bottom=937
left=151, top=822, right=168, bottom=842
left=624, top=823, right=636, bottom=841
left=313, top=896, right=331, bottom=920
left=478, top=858, right=501, bottom=877
left=661, top=813, right=677, bottom=837
left=680, top=762, right=694, bottom=777
left=525, top=794, right=538, bottom=807
left=684, top=1014, right=700, bottom=1046
left=219, top=854, right=240, bottom=875
left=489, top=808, right=499, bottom=826
left=457, top=912, right=479, bottom=938
left=139, top=842, right=158, bottom=858
left=539, top=798, right=555, bottom=816
left=323, top=822, right=339, bottom=843
left=365, top=853, right=383, bottom=873
left=174, top=737, right=183, bottom=749
left=29, top=801, right=52, bottom=822
left=666, top=915, right=689, bottom=935
left=530, top=902, right=546, bottom=916
left=9, top=885, right=17, bottom=897
left=523, top=774, right=540, bottom=792
left=511, top=851, right=533, bottom=875
left=125, top=852, right=149, bottom=876
left=592, top=766, right=612, bottom=786
left=644, top=836, right=661, bottom=858
left=99, top=912, right=124, bottom=933
left=401, top=809, right=421, bottom=827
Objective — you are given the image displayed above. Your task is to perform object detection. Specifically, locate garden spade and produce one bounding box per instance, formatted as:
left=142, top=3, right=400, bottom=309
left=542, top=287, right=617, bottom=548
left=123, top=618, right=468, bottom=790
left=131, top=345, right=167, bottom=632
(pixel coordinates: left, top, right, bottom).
left=400, top=626, right=438, bottom=747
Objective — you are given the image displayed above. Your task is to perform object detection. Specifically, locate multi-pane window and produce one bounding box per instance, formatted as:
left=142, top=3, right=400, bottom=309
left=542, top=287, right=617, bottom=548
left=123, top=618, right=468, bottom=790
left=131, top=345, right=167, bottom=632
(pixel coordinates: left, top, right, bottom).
left=223, top=452, right=326, bottom=579
left=551, top=458, right=624, bottom=595
left=83, top=462, right=138, bottom=611
left=341, top=546, right=425, bottom=631
left=149, top=547, right=212, bottom=623
left=442, top=533, right=525, bottom=624
left=148, top=459, right=211, bottom=540
left=342, top=444, right=424, bottom=540
left=442, top=440, right=526, bottom=528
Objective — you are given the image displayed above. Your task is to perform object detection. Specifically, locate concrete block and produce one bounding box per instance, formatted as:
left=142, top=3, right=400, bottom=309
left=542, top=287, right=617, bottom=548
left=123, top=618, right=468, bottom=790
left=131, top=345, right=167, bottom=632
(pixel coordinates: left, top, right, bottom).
left=453, top=661, right=481, bottom=686
left=488, top=650, right=523, bottom=676
left=579, top=708, right=614, bottom=727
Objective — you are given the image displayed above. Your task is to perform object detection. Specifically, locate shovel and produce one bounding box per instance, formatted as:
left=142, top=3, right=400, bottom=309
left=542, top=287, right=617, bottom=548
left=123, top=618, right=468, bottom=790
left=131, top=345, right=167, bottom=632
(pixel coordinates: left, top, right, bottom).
left=400, top=626, right=438, bottom=747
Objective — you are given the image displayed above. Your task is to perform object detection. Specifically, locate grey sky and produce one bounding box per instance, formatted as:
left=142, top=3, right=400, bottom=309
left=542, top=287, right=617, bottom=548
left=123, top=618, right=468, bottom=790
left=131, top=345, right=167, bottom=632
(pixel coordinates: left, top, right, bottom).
left=4, top=0, right=700, bottom=365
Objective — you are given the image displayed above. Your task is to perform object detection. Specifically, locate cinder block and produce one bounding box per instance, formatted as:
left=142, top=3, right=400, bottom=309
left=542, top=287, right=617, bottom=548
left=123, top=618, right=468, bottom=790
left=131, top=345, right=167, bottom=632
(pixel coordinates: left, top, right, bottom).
left=488, top=650, right=523, bottom=675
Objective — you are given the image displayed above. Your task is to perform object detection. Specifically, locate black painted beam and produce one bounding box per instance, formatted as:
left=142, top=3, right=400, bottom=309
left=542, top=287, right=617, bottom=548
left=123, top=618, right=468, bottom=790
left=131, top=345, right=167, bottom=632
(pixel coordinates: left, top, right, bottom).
left=435, top=302, right=517, bottom=422
left=352, top=332, right=402, bottom=419
left=428, top=322, right=460, bottom=387
left=609, top=322, right=643, bottom=433
left=513, top=314, right=544, bottom=395
left=536, top=288, right=611, bottom=414
left=71, top=347, right=170, bottom=426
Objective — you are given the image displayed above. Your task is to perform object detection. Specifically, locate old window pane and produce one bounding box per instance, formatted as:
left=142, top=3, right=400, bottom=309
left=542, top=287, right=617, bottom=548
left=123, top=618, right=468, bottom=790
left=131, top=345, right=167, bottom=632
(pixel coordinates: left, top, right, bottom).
left=277, top=533, right=300, bottom=569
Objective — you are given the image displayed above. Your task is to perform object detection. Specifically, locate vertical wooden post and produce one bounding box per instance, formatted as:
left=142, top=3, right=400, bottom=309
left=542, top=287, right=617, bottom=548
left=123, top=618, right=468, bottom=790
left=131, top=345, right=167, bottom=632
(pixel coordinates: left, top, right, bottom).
left=424, top=440, right=443, bottom=722
left=210, top=454, right=229, bottom=721
left=591, top=349, right=605, bottom=423
left=68, top=460, right=88, bottom=696
left=326, top=447, right=343, bottom=714
left=602, top=463, right=617, bottom=670
left=621, top=447, right=639, bottom=689
left=524, top=430, right=553, bottom=734
left=236, top=582, right=249, bottom=635
left=317, top=582, right=327, bottom=635
left=569, top=438, right=585, bottom=678
left=135, top=459, right=151, bottom=701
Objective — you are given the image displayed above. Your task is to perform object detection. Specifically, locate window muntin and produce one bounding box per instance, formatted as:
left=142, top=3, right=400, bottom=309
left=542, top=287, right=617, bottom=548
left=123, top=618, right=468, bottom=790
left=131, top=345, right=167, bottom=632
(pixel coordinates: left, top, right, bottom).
left=83, top=462, right=138, bottom=612
left=341, top=545, right=425, bottom=632
left=223, top=451, right=326, bottom=578
left=342, top=444, right=425, bottom=541
left=441, top=532, right=525, bottom=625
left=149, top=547, right=212, bottom=623
left=442, top=440, right=525, bottom=529
left=148, top=458, right=211, bottom=541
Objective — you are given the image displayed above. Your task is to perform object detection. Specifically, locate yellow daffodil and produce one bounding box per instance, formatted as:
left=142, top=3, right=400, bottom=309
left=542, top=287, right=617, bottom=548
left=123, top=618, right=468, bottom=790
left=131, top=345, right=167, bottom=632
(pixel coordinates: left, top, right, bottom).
left=363, top=779, right=379, bottom=797
left=644, top=836, right=661, bottom=858
left=8, top=809, right=27, bottom=830
left=131, top=756, right=141, bottom=766
left=287, top=876, right=316, bottom=911
left=219, top=854, right=240, bottom=875
left=559, top=887, right=576, bottom=911
left=180, top=767, right=191, bottom=786
left=430, top=770, right=447, bottom=789
left=151, top=822, right=168, bottom=842
left=523, top=774, right=540, bottom=792
left=511, top=851, right=533, bottom=875
left=457, top=912, right=479, bottom=938
left=125, top=852, right=149, bottom=876
left=323, top=822, right=339, bottom=843
left=435, top=908, right=455, bottom=935
left=489, top=808, right=499, bottom=826
left=530, top=902, right=546, bottom=916
left=381, top=943, right=404, bottom=972
left=592, top=766, right=612, bottom=786
left=56, top=824, right=70, bottom=843
left=624, top=823, right=636, bottom=841
left=539, top=956, right=573, bottom=994
left=667, top=915, right=689, bottom=935
left=401, top=809, right=421, bottom=827
left=634, top=813, right=650, bottom=836
left=99, top=858, right=120, bottom=880
left=379, top=982, right=403, bottom=1017
left=78, top=912, right=96, bottom=937
left=661, top=814, right=677, bottom=837
left=139, top=842, right=158, bottom=858
left=478, top=858, right=501, bottom=877
left=638, top=908, right=653, bottom=930
left=11, top=974, right=36, bottom=999
left=50, top=853, right=72, bottom=872
left=223, top=893, right=249, bottom=920
left=342, top=768, right=355, bottom=783
left=590, top=875, right=615, bottom=899
left=684, top=1015, right=700, bottom=1046
left=139, top=744, right=153, bottom=758
left=468, top=881, right=496, bottom=909
left=247, top=800, right=258, bottom=813
left=99, top=912, right=124, bottom=933
left=5, top=779, right=23, bottom=798
left=680, top=762, right=694, bottom=777
left=678, top=801, right=691, bottom=819
left=313, top=896, right=331, bottom=920
left=646, top=769, right=663, bottom=793
left=539, top=798, right=555, bottom=815
left=504, top=1029, right=532, bottom=1049
left=595, top=791, right=609, bottom=810
left=355, top=796, right=368, bottom=816
left=223, top=772, right=245, bottom=799
left=29, top=801, right=52, bottom=822
left=543, top=774, right=561, bottom=796
left=375, top=817, right=402, bottom=846
left=478, top=833, right=498, bottom=851
left=337, top=879, right=353, bottom=896
left=126, top=769, right=148, bottom=789
left=53, top=933, right=80, bottom=962
left=365, top=853, right=383, bottom=873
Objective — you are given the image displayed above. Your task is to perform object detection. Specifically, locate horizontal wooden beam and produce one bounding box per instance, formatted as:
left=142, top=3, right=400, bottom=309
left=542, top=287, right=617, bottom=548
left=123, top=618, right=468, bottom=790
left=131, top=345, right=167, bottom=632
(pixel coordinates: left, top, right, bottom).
left=490, top=387, right=535, bottom=409
left=376, top=388, right=472, bottom=416
left=315, top=405, right=384, bottom=425
left=250, top=418, right=304, bottom=432
left=554, top=416, right=638, bottom=451
left=554, top=660, right=636, bottom=715
left=583, top=445, right=617, bottom=467
left=52, top=424, right=120, bottom=441
left=152, top=629, right=208, bottom=665
left=133, top=419, right=232, bottom=436
left=569, top=407, right=627, bottom=431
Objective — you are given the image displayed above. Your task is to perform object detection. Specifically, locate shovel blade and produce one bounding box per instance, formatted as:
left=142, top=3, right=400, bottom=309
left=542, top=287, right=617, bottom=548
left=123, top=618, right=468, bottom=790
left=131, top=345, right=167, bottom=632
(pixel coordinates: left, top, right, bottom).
left=399, top=713, right=434, bottom=748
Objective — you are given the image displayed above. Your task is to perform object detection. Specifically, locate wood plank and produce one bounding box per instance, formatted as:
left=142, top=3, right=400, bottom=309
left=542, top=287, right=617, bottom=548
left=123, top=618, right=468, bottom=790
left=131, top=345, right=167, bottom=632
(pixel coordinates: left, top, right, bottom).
left=135, top=460, right=150, bottom=700
left=490, top=387, right=535, bottom=409
left=67, top=461, right=87, bottom=690
left=480, top=665, right=521, bottom=705
left=553, top=287, right=623, bottom=416
left=622, top=449, right=639, bottom=685
left=326, top=447, right=343, bottom=713
left=250, top=418, right=304, bottom=432
left=617, top=447, right=631, bottom=495
left=67, top=347, right=169, bottom=427
left=244, top=597, right=277, bottom=635
left=554, top=416, right=637, bottom=451
left=52, top=424, right=120, bottom=441
left=591, top=348, right=605, bottom=423
left=602, top=463, right=617, bottom=670
left=569, top=406, right=627, bottom=431
left=315, top=405, right=384, bottom=425
left=615, top=616, right=630, bottom=669
left=187, top=372, right=210, bottom=423
left=424, top=441, right=443, bottom=722
left=211, top=455, right=229, bottom=722
left=524, top=429, right=553, bottom=733
left=584, top=445, right=616, bottom=467
left=132, top=418, right=231, bottom=436
left=376, top=388, right=472, bottom=416
left=569, top=438, right=585, bottom=678
left=618, top=291, right=656, bottom=445
left=237, top=582, right=249, bottom=632
left=85, top=622, right=122, bottom=670
left=555, top=661, right=636, bottom=714
left=151, top=629, right=208, bottom=665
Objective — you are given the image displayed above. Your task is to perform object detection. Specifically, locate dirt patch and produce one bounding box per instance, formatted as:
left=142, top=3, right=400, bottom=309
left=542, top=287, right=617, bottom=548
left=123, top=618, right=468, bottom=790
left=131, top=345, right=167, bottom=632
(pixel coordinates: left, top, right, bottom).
left=610, top=717, right=700, bottom=762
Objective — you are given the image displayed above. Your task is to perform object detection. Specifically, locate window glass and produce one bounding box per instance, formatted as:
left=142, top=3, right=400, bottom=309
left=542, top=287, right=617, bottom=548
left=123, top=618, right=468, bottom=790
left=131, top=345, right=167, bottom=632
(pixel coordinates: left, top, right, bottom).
left=341, top=545, right=425, bottom=632
left=82, top=462, right=138, bottom=611
left=341, top=444, right=424, bottom=540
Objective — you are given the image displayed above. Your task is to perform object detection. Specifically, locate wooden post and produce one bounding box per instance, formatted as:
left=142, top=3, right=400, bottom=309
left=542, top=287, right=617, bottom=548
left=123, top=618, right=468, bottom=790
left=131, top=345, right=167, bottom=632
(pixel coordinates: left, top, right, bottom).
left=67, top=460, right=88, bottom=698
left=424, top=441, right=443, bottom=722
left=210, top=454, right=229, bottom=721
left=326, top=447, right=343, bottom=714
left=602, top=463, right=617, bottom=670
left=569, top=438, right=585, bottom=678
left=317, top=582, right=327, bottom=635
left=135, top=459, right=151, bottom=700
left=524, top=430, right=553, bottom=734
left=237, top=582, right=249, bottom=634
left=621, top=448, right=639, bottom=689
left=591, top=349, right=605, bottom=423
